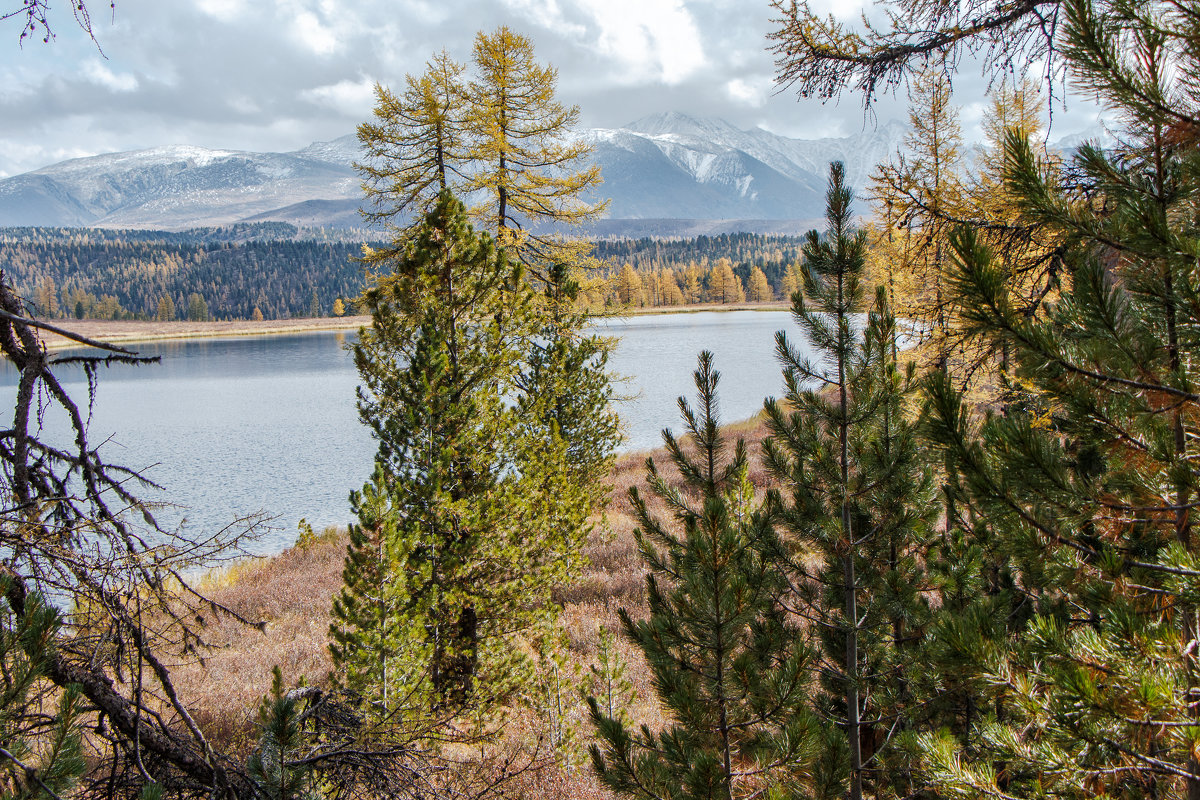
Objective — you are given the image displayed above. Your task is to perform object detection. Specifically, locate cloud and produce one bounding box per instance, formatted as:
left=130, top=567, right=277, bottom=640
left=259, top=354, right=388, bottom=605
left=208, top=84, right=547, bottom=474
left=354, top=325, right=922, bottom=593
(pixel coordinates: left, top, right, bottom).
left=194, top=0, right=246, bottom=22
left=0, top=0, right=1109, bottom=178
left=301, top=76, right=376, bottom=116
left=726, top=76, right=770, bottom=107
left=571, top=0, right=706, bottom=84
left=83, top=59, right=139, bottom=92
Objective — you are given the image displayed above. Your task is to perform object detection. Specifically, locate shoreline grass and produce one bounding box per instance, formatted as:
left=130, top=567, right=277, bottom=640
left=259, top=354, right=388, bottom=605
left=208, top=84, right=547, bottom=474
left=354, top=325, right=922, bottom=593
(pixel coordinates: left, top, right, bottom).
left=175, top=412, right=771, bottom=796
left=34, top=302, right=791, bottom=351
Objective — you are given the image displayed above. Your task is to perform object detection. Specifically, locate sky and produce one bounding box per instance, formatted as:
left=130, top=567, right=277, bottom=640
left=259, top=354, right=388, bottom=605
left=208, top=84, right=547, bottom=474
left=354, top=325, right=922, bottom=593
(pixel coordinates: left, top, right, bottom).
left=0, top=0, right=1108, bottom=178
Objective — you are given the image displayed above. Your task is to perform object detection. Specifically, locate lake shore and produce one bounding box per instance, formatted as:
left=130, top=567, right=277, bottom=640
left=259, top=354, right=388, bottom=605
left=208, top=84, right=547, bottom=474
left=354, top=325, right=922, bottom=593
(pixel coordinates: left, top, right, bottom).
left=179, top=412, right=771, bottom=797
left=34, top=316, right=373, bottom=351
left=33, top=301, right=791, bottom=350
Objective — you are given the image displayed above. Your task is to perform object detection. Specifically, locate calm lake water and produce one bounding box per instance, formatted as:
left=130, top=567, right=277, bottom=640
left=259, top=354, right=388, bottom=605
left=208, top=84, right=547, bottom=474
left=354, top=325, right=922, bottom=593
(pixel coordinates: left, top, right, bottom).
left=0, top=310, right=805, bottom=554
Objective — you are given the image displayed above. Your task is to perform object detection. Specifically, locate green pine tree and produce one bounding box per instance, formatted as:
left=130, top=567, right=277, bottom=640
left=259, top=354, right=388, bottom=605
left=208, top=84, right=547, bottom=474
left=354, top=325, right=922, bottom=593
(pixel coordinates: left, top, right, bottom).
left=589, top=351, right=821, bottom=800
left=512, top=259, right=620, bottom=583
left=339, top=191, right=580, bottom=715
left=329, top=464, right=409, bottom=705
left=247, top=667, right=316, bottom=800
left=912, top=1, right=1200, bottom=794
left=761, top=162, right=936, bottom=800
left=0, top=576, right=86, bottom=800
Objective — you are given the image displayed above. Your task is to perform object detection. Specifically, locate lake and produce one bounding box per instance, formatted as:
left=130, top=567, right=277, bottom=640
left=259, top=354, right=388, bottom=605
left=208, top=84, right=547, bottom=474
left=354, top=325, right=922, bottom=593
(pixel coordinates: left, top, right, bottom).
left=0, top=310, right=805, bottom=554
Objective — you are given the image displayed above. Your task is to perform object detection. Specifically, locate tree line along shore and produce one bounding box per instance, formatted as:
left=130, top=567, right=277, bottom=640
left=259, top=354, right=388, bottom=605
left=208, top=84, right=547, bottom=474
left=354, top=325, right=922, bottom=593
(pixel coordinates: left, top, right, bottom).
left=1, top=226, right=808, bottom=323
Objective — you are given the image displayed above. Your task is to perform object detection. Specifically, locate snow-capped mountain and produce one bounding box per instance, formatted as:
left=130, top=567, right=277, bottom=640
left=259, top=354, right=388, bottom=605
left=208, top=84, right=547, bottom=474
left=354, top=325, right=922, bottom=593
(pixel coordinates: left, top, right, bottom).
left=0, top=142, right=360, bottom=229
left=0, top=113, right=910, bottom=231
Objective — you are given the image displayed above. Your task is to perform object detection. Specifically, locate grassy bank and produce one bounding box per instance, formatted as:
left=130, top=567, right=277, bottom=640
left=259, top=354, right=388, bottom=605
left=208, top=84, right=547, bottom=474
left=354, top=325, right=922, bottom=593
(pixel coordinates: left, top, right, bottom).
left=174, top=413, right=771, bottom=796
left=34, top=302, right=790, bottom=351
left=35, top=316, right=372, bottom=351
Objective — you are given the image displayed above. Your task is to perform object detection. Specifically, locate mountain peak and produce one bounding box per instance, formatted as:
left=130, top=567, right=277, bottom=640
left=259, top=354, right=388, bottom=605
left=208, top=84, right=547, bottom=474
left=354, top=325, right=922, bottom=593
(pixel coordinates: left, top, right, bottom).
left=624, top=112, right=744, bottom=139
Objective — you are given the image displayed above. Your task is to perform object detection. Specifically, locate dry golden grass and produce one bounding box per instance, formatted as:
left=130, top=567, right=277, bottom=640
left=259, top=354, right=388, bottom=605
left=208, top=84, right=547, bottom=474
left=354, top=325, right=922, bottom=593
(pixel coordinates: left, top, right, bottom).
left=39, top=316, right=370, bottom=351
left=175, top=414, right=772, bottom=796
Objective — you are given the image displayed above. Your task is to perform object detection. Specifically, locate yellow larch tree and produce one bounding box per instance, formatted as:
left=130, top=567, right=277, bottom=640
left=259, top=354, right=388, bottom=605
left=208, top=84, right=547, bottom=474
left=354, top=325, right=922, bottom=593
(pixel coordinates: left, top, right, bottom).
left=357, top=51, right=469, bottom=232
left=707, top=258, right=745, bottom=304
left=466, top=26, right=606, bottom=285
left=617, top=264, right=644, bottom=307
left=682, top=262, right=705, bottom=304
left=780, top=262, right=802, bottom=303
left=747, top=266, right=773, bottom=302
left=658, top=269, right=684, bottom=306
left=871, top=65, right=965, bottom=369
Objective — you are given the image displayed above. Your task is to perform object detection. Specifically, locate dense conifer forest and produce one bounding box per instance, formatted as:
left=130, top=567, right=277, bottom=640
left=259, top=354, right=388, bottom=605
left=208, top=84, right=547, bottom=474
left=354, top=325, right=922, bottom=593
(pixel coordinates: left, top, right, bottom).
left=0, top=226, right=807, bottom=320
left=0, top=225, right=374, bottom=319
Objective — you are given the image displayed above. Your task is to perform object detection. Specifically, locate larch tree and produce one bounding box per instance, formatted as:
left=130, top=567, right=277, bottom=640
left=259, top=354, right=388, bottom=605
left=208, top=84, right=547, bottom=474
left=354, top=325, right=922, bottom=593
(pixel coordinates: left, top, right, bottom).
left=357, top=51, right=469, bottom=233
left=762, top=163, right=935, bottom=800
left=768, top=0, right=1069, bottom=108
left=589, top=352, right=821, bottom=800
left=465, top=25, right=606, bottom=281
left=965, top=79, right=1063, bottom=331
left=707, top=258, right=745, bottom=304
left=156, top=294, right=175, bottom=321
left=465, top=25, right=620, bottom=611
left=658, top=269, right=685, bottom=306
left=617, top=263, right=643, bottom=306
left=747, top=265, right=773, bottom=302
left=870, top=65, right=965, bottom=370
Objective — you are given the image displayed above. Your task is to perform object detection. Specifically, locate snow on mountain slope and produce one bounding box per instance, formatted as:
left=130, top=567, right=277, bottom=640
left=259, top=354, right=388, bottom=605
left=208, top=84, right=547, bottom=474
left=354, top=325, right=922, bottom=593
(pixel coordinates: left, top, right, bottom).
left=0, top=143, right=359, bottom=229
left=0, top=114, right=910, bottom=230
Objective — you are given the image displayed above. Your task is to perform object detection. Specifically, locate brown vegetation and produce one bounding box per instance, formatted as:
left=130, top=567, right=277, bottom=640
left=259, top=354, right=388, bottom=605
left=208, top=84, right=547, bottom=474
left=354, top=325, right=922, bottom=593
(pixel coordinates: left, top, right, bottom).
left=34, top=316, right=371, bottom=351
left=173, top=414, right=771, bottom=796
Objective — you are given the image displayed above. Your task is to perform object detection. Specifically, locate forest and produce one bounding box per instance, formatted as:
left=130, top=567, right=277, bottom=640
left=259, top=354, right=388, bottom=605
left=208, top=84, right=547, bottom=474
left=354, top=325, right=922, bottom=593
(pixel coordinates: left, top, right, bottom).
left=0, top=227, right=805, bottom=321
left=0, top=228, right=374, bottom=320
left=3, top=1, right=1200, bottom=800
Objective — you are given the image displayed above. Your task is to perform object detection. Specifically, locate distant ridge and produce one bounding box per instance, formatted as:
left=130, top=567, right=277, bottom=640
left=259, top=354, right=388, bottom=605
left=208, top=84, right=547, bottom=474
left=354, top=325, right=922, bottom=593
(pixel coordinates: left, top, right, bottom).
left=0, top=113, right=1106, bottom=234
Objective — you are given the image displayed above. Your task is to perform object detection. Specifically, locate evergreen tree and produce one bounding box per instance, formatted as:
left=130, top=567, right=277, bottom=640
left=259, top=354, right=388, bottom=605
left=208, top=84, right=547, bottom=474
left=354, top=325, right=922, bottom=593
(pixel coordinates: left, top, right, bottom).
left=512, top=259, right=620, bottom=585
left=913, top=0, right=1200, bottom=794
left=589, top=351, right=821, bottom=800
left=186, top=292, right=209, bottom=321
left=329, top=465, right=409, bottom=704
left=762, top=162, right=935, bottom=800
left=340, top=191, right=585, bottom=713
left=0, top=577, right=85, bottom=800
left=247, top=667, right=315, bottom=800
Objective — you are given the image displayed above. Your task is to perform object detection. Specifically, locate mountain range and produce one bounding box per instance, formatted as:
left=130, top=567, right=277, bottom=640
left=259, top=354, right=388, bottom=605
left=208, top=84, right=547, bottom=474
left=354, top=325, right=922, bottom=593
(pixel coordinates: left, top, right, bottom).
left=0, top=112, right=1098, bottom=234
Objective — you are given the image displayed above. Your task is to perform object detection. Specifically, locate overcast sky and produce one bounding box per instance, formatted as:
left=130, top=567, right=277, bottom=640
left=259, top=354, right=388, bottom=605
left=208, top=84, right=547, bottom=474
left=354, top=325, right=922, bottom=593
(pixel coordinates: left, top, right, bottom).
left=0, top=0, right=1108, bottom=178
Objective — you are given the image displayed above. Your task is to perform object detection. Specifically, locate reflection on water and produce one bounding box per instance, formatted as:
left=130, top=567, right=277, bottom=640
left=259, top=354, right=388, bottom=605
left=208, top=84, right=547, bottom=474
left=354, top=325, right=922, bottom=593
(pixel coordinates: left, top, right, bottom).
left=0, top=311, right=805, bottom=554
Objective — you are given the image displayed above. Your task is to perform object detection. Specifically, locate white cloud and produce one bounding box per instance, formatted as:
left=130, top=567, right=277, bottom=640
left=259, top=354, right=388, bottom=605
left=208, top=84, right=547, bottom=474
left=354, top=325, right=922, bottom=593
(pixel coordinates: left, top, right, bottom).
left=726, top=76, right=769, bottom=107
left=194, top=0, right=247, bottom=22
left=301, top=76, right=376, bottom=116
left=571, top=0, right=706, bottom=84
left=83, top=59, right=139, bottom=92
left=0, top=140, right=98, bottom=178
left=290, top=9, right=340, bottom=56
left=503, top=0, right=585, bottom=34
